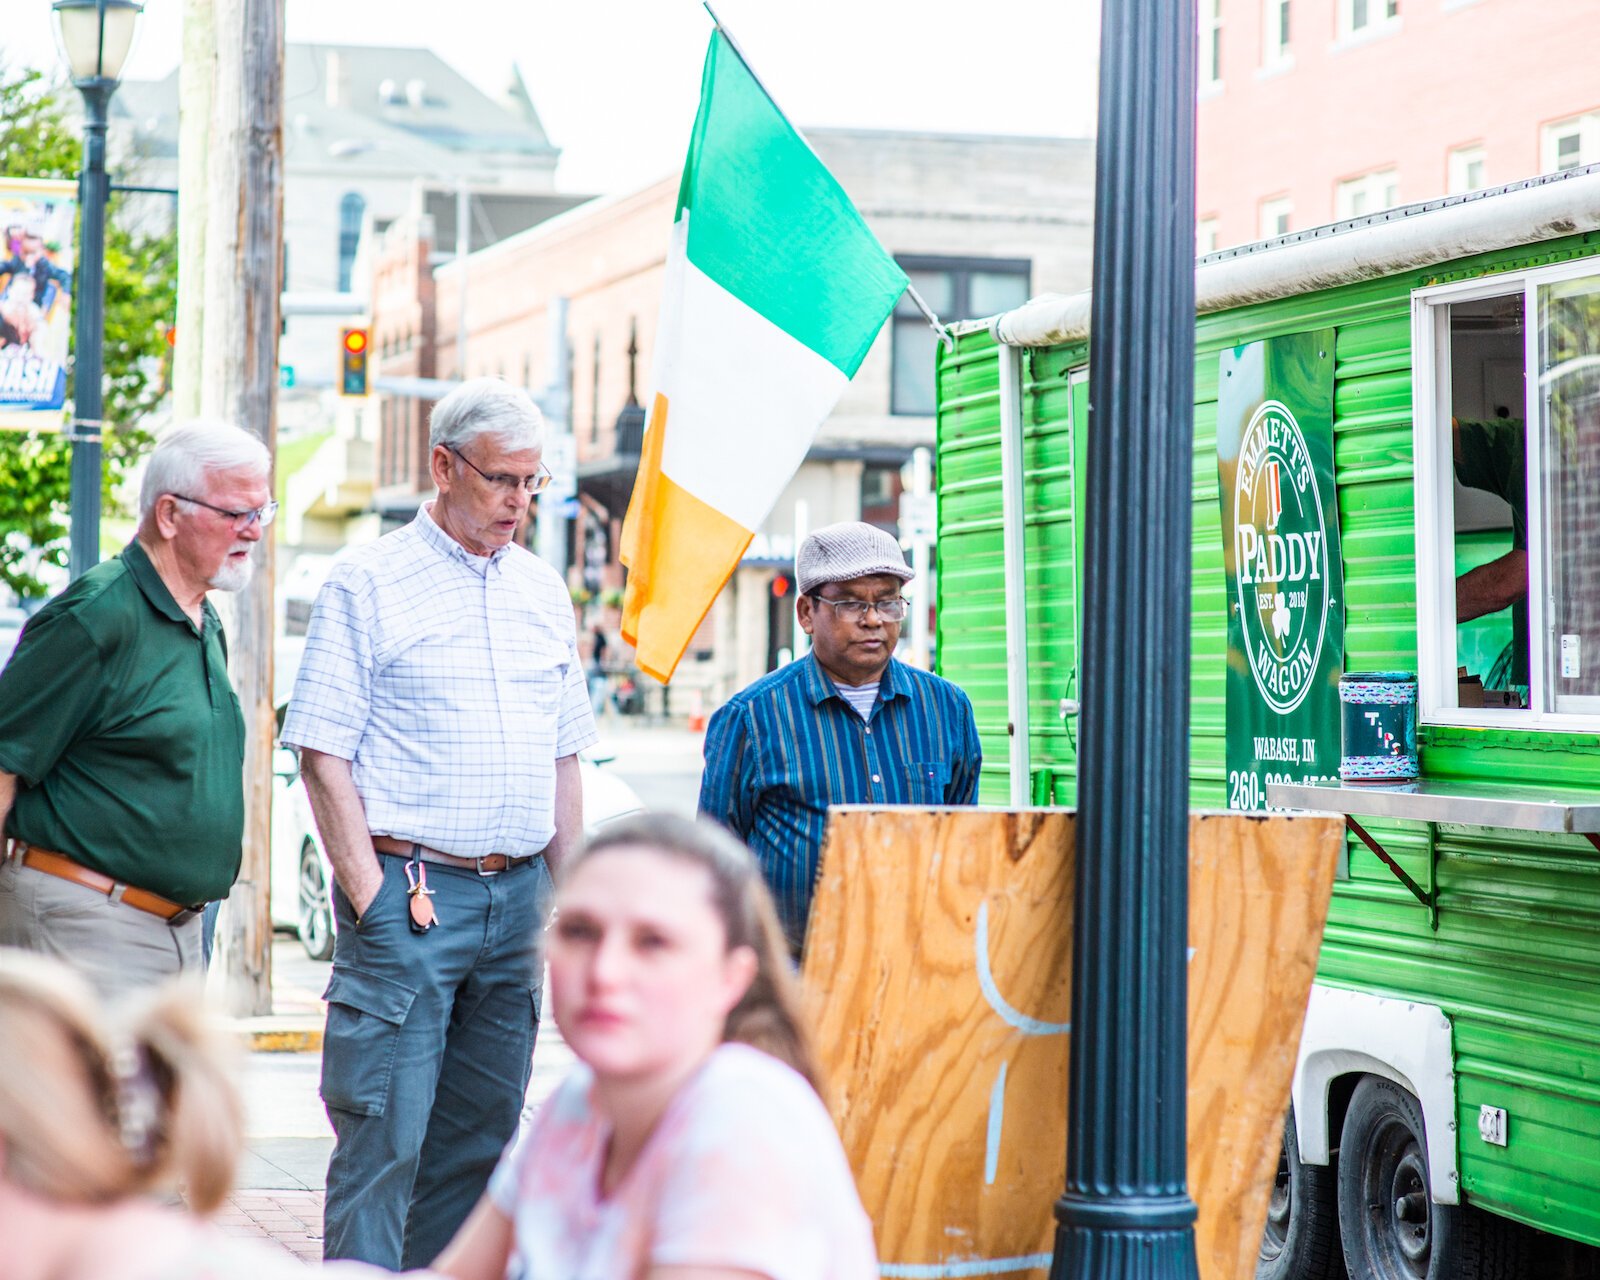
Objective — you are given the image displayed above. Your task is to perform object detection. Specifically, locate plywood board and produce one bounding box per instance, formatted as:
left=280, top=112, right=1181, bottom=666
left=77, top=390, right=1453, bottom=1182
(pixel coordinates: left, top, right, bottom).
left=802, top=807, right=1343, bottom=1280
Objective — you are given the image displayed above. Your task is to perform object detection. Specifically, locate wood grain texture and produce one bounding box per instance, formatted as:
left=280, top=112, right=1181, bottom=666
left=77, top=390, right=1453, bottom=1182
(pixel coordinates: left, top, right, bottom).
left=802, top=807, right=1343, bottom=1280
left=1187, top=812, right=1346, bottom=1280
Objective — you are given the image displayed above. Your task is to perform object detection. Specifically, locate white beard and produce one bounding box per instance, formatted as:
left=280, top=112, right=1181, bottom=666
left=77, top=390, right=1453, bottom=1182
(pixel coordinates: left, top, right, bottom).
left=208, top=545, right=256, bottom=592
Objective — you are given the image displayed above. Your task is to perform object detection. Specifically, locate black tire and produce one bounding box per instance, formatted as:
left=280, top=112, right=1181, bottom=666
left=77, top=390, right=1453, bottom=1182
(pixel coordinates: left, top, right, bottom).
left=1338, top=1075, right=1529, bottom=1280
left=298, top=840, right=335, bottom=962
left=1259, top=1105, right=1346, bottom=1280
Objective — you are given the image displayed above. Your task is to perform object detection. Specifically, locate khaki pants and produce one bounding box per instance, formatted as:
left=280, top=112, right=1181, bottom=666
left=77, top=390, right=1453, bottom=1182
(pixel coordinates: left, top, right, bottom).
left=0, top=857, right=203, bottom=998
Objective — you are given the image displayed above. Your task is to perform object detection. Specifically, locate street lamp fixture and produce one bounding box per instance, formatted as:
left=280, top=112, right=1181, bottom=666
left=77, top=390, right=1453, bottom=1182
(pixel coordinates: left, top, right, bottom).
left=51, top=0, right=144, bottom=580
left=53, top=0, right=143, bottom=84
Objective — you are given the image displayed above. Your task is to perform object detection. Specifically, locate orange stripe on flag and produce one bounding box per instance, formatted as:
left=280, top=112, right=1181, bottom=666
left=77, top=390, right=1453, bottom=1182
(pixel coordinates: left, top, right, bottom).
left=619, top=392, right=668, bottom=639
left=620, top=392, right=753, bottom=683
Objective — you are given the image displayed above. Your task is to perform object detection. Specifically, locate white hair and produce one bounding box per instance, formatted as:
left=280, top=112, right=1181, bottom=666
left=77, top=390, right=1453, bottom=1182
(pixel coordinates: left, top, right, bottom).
left=138, top=420, right=271, bottom=522
left=428, top=377, right=545, bottom=454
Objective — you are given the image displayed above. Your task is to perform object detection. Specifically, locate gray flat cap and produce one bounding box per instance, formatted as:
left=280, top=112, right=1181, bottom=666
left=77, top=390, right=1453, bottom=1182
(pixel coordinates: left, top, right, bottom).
left=796, top=521, right=914, bottom=595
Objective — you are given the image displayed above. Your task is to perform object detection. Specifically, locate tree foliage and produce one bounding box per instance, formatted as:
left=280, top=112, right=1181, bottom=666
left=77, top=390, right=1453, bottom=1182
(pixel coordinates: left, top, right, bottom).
left=0, top=65, right=176, bottom=597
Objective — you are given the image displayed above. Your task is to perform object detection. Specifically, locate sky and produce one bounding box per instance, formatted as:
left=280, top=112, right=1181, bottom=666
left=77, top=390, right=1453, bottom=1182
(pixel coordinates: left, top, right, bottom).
left=2, top=0, right=1101, bottom=194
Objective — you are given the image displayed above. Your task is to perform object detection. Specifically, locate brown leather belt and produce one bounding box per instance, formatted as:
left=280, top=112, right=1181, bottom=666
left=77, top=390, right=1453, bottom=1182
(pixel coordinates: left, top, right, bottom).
left=6, top=841, right=203, bottom=925
left=371, top=834, right=537, bottom=875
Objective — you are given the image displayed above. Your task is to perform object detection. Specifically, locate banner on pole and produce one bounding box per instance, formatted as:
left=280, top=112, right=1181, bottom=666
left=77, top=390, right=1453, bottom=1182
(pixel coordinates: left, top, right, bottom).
left=1216, top=331, right=1344, bottom=810
left=0, top=177, right=77, bottom=431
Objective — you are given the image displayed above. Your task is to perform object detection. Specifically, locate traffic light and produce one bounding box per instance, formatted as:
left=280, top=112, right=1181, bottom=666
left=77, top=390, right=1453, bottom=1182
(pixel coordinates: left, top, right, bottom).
left=340, top=327, right=370, bottom=397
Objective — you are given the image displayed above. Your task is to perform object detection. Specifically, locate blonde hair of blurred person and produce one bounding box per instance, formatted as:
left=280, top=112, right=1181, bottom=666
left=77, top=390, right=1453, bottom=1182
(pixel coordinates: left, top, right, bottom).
left=434, top=815, right=876, bottom=1280
left=0, top=950, right=377, bottom=1280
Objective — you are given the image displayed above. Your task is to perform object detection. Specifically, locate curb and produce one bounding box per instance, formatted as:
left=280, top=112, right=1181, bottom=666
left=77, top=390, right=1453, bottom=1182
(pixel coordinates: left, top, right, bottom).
left=224, top=1016, right=324, bottom=1053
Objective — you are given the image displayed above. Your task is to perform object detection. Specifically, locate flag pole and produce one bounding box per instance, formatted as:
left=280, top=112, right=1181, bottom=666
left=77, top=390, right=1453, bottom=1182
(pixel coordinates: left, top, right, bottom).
left=698, top=1, right=951, bottom=350
left=904, top=283, right=954, bottom=351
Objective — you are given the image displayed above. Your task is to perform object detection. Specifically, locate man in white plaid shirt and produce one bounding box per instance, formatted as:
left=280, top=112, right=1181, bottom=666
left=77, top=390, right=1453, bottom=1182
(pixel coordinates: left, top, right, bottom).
left=281, top=378, right=597, bottom=1269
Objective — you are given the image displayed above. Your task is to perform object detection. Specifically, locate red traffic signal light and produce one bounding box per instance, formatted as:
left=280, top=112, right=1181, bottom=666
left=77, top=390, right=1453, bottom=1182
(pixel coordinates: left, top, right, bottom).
left=340, top=327, right=370, bottom=397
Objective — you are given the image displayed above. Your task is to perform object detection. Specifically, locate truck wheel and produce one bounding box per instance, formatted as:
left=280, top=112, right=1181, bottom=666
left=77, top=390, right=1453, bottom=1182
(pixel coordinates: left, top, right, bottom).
left=1258, top=1105, right=1346, bottom=1280
left=1338, top=1076, right=1528, bottom=1280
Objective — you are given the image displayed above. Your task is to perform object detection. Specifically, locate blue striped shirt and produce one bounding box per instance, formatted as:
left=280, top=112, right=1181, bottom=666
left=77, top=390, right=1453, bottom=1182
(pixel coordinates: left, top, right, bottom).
left=698, top=654, right=981, bottom=948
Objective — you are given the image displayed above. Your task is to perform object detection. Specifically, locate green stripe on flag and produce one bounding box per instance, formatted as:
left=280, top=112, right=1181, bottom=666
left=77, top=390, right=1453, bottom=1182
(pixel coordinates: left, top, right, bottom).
left=677, top=31, right=908, bottom=378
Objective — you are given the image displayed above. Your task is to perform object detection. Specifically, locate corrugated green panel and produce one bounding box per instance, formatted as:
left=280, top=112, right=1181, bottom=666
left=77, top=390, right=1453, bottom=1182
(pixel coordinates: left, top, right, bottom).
left=1320, top=824, right=1600, bottom=1242
left=937, top=230, right=1600, bottom=1244
left=935, top=333, right=1084, bottom=805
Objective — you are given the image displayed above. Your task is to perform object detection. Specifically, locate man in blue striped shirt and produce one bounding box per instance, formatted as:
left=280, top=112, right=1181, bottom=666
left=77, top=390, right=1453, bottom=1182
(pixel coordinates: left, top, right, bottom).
left=699, top=522, right=982, bottom=953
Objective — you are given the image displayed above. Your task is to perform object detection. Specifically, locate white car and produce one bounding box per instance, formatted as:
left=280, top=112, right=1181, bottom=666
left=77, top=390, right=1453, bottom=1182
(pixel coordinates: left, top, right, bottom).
left=269, top=742, right=645, bottom=961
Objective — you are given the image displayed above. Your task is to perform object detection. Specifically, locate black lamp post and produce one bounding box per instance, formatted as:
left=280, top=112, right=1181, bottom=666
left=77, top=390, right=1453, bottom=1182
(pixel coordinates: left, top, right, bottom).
left=52, top=0, right=143, bottom=581
left=1050, top=1, right=1199, bottom=1278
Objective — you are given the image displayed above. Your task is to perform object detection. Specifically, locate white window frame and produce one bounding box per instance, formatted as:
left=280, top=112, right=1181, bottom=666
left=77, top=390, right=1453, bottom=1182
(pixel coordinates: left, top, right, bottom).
left=1412, top=260, right=1600, bottom=733
left=1339, top=0, right=1400, bottom=41
left=1197, top=217, right=1221, bottom=257
left=1447, top=144, right=1486, bottom=195
left=1262, top=0, right=1292, bottom=67
left=1259, top=196, right=1293, bottom=240
left=1335, top=169, right=1399, bottom=220
left=1541, top=112, right=1600, bottom=173
left=1201, top=0, right=1224, bottom=90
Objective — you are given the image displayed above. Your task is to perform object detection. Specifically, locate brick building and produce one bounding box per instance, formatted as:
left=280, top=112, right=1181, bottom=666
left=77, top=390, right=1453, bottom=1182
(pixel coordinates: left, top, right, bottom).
left=1196, top=0, right=1596, bottom=249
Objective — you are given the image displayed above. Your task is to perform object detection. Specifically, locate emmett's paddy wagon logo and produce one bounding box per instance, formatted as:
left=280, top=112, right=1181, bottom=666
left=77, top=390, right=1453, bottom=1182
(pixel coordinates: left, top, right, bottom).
left=1233, top=399, right=1330, bottom=714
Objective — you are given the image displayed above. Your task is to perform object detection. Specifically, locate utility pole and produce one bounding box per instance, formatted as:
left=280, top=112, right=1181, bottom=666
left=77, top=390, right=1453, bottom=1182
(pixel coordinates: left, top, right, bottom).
left=1050, top=1, right=1199, bottom=1278
left=455, top=176, right=470, bottom=377
left=173, top=0, right=214, bottom=419
left=188, top=0, right=285, bottom=1016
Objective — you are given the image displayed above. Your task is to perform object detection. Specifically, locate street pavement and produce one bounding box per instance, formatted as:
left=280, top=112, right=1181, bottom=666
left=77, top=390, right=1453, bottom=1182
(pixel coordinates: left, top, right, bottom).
left=594, top=718, right=707, bottom=815
left=223, top=721, right=706, bottom=1260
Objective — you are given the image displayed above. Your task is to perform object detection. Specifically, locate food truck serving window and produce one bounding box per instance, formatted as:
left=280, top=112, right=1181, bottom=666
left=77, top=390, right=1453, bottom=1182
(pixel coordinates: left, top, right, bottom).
left=1413, top=264, right=1600, bottom=730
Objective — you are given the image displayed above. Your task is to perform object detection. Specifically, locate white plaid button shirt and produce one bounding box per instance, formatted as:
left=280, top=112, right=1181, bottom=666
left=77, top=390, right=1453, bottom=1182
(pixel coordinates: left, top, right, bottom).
left=281, top=505, right=598, bottom=858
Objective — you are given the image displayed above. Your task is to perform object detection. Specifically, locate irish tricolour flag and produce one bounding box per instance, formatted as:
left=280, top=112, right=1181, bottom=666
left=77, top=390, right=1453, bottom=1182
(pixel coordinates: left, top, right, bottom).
left=619, top=30, right=908, bottom=682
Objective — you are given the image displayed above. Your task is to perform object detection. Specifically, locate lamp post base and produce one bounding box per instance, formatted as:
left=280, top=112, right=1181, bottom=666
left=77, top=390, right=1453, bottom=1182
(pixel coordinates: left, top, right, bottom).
left=1048, top=1193, right=1200, bottom=1280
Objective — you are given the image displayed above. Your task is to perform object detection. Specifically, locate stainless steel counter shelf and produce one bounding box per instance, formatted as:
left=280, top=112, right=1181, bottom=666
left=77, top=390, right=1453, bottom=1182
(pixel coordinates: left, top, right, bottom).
left=1267, top=779, right=1600, bottom=929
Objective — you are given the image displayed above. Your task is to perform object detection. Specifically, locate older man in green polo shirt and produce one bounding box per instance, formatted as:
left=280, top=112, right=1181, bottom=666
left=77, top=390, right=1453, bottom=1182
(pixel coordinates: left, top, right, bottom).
left=0, top=420, right=272, bottom=995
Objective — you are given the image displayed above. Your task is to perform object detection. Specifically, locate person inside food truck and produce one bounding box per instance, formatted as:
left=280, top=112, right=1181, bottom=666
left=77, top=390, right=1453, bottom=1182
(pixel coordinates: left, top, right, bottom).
left=1453, top=414, right=1527, bottom=690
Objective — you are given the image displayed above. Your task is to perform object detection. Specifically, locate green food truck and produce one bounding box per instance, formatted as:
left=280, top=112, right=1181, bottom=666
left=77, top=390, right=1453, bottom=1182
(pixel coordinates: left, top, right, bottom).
left=932, top=165, right=1600, bottom=1279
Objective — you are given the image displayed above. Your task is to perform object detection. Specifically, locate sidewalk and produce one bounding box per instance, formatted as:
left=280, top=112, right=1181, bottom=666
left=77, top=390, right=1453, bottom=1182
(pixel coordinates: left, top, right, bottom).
left=221, top=938, right=575, bottom=1261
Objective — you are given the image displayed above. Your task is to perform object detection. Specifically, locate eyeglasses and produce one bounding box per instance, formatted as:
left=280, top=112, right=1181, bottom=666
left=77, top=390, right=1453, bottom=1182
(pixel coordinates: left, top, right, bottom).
left=173, top=494, right=279, bottom=532
left=809, top=594, right=910, bottom=623
left=449, top=446, right=553, bottom=495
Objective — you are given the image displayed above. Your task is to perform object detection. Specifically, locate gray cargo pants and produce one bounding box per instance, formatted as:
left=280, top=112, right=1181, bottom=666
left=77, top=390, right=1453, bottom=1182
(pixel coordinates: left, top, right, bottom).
left=319, top=851, right=551, bottom=1270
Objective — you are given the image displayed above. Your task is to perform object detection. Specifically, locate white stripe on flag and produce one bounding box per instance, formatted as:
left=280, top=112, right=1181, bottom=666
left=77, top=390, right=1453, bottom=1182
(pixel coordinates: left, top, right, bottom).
left=657, top=233, right=848, bottom=532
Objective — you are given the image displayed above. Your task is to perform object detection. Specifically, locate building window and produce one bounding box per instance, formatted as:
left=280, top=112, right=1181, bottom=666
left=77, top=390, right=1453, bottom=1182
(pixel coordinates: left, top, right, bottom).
left=1448, top=145, right=1487, bottom=194
left=337, top=192, right=365, bottom=293
left=1341, top=0, right=1399, bottom=38
left=1197, top=217, right=1221, bottom=257
left=860, top=464, right=900, bottom=531
left=1334, top=168, right=1400, bottom=219
left=1262, top=0, right=1291, bottom=65
left=1542, top=113, right=1600, bottom=173
left=1201, top=0, right=1223, bottom=87
left=1258, top=197, right=1293, bottom=240
left=892, top=256, right=1030, bottom=417
left=1412, top=265, right=1600, bottom=730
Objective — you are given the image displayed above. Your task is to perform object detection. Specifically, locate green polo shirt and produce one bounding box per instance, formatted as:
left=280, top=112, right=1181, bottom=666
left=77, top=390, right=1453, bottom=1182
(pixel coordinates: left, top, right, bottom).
left=0, top=540, right=246, bottom=903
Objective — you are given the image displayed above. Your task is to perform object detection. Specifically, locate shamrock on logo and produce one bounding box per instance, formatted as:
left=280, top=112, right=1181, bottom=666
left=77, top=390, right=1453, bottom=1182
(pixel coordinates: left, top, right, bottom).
left=1271, top=591, right=1291, bottom=641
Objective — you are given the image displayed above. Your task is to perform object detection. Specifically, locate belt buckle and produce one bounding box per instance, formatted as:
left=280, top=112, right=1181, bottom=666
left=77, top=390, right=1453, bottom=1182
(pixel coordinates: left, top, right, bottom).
left=474, top=855, right=499, bottom=877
